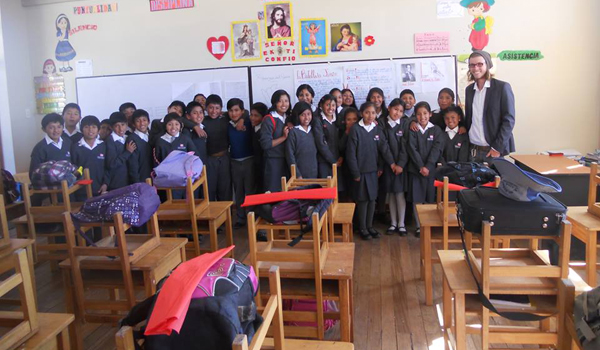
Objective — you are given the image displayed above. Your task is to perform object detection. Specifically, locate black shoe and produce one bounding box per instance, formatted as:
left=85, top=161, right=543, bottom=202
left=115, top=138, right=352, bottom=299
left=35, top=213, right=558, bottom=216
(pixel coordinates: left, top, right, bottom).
left=359, top=230, right=372, bottom=240
left=386, top=225, right=397, bottom=235
left=415, top=227, right=420, bottom=238
left=368, top=227, right=381, bottom=238
left=256, top=230, right=268, bottom=242
left=398, top=227, right=408, bottom=236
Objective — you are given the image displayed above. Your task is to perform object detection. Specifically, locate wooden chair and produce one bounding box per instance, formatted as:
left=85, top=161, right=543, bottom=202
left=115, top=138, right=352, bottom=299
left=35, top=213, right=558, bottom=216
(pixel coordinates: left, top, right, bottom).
left=150, top=166, right=234, bottom=258
left=0, top=173, right=25, bottom=221
left=0, top=248, right=39, bottom=350
left=558, top=278, right=592, bottom=350
left=567, top=162, right=600, bottom=287
left=16, top=169, right=93, bottom=264
left=0, top=194, right=10, bottom=250
left=248, top=211, right=340, bottom=340
left=12, top=313, right=74, bottom=350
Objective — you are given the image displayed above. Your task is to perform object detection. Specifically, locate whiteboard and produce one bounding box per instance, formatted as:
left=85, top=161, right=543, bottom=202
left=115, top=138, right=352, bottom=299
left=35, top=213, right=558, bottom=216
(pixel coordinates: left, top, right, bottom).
left=76, top=67, right=250, bottom=121
left=250, top=56, right=456, bottom=111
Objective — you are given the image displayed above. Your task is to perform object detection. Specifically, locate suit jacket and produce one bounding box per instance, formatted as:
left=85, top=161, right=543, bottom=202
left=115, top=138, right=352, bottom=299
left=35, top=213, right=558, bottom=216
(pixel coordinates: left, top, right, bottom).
left=464, top=78, right=516, bottom=156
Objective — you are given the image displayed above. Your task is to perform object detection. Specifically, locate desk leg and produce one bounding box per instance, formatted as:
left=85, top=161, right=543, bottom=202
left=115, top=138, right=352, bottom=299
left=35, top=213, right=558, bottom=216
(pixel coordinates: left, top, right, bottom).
left=339, top=279, right=351, bottom=342
left=58, top=326, right=71, bottom=350
left=180, top=246, right=187, bottom=262
left=587, top=229, right=597, bottom=287
left=424, top=226, right=433, bottom=306
left=144, top=271, right=154, bottom=297
left=209, top=220, right=218, bottom=253
left=420, top=230, right=425, bottom=281
left=25, top=244, right=38, bottom=307
left=443, top=276, right=451, bottom=350
left=454, top=293, right=465, bottom=350
left=63, top=270, right=83, bottom=350
left=224, top=210, right=234, bottom=259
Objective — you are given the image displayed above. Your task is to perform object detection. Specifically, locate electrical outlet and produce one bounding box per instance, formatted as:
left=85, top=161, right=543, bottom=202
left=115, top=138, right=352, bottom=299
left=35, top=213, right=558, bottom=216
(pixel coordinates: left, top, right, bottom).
left=25, top=108, right=32, bottom=119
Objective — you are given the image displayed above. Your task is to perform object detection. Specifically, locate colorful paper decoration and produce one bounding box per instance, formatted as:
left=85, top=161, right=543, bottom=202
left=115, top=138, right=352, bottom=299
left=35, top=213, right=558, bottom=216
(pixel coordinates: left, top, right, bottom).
left=73, top=3, right=118, bottom=15
left=35, top=60, right=67, bottom=114
left=364, top=35, right=375, bottom=46
left=498, top=50, right=544, bottom=61
left=149, top=0, right=194, bottom=11
left=206, top=36, right=229, bottom=60
left=262, top=39, right=296, bottom=63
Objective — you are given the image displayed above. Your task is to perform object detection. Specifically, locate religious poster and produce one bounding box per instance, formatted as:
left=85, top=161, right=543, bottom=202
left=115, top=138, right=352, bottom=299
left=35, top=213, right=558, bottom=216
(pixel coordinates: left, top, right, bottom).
left=264, top=2, right=293, bottom=41
left=299, top=19, right=327, bottom=57
left=35, top=59, right=67, bottom=114
left=330, top=22, right=361, bottom=52
left=231, top=21, right=262, bottom=62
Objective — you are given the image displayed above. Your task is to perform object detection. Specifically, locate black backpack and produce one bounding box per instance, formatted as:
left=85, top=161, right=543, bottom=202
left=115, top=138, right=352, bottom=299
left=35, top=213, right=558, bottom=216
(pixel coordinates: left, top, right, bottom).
left=435, top=162, right=498, bottom=188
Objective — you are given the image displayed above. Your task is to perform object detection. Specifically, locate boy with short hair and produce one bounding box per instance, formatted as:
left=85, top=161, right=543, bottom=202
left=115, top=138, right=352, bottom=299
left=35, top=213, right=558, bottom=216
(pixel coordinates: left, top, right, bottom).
left=99, top=119, right=112, bottom=141
left=203, top=94, right=232, bottom=201
left=62, top=103, right=83, bottom=143
left=105, top=112, right=136, bottom=190
left=184, top=101, right=208, bottom=164
left=30, top=113, right=72, bottom=177
left=119, top=102, right=137, bottom=133
left=250, top=102, right=268, bottom=193
left=149, top=100, right=204, bottom=146
left=71, top=115, right=109, bottom=200
left=126, top=109, right=153, bottom=184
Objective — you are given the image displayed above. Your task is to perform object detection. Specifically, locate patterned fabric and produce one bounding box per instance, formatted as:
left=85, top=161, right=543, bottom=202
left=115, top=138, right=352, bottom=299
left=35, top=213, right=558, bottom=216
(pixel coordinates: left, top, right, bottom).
left=31, top=160, right=78, bottom=190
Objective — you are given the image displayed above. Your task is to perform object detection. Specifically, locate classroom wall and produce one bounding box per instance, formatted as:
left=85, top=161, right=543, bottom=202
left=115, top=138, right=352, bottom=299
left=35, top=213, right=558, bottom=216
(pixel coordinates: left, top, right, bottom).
left=2, top=0, right=600, bottom=172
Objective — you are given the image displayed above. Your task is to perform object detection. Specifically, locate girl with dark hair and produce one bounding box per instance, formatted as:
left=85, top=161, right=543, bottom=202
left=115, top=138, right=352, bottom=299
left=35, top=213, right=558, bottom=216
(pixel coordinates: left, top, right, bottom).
left=329, top=88, right=343, bottom=114
left=346, top=102, right=396, bottom=240
left=338, top=107, right=360, bottom=201
left=341, top=89, right=357, bottom=109
left=260, top=90, right=292, bottom=192
left=440, top=105, right=470, bottom=164
left=286, top=102, right=318, bottom=179
left=431, top=88, right=456, bottom=130
left=313, top=94, right=339, bottom=179
left=296, top=84, right=316, bottom=111
left=367, top=87, right=388, bottom=119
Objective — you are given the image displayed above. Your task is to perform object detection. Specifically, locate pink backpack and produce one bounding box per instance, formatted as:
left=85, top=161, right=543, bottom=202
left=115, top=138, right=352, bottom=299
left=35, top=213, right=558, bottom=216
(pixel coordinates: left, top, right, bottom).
left=191, top=258, right=258, bottom=299
left=285, top=299, right=339, bottom=331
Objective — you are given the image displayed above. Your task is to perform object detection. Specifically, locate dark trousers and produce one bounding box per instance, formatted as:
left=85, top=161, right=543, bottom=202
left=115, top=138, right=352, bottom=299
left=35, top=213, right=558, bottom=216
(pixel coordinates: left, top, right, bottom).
left=356, top=200, right=376, bottom=231
left=207, top=154, right=232, bottom=201
left=469, top=145, right=497, bottom=164
left=231, top=157, right=255, bottom=223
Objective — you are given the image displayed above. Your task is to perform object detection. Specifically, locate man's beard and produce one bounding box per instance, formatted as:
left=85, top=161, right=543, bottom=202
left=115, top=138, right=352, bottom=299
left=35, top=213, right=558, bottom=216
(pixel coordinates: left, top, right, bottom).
left=276, top=18, right=285, bottom=26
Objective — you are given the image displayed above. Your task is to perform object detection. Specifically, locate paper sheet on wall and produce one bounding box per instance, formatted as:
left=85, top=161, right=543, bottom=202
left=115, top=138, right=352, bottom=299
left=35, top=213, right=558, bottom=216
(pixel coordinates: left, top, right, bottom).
left=420, top=60, right=447, bottom=93
left=343, top=62, right=396, bottom=103
left=396, top=61, right=422, bottom=93
left=294, top=65, right=344, bottom=105
left=223, top=81, right=250, bottom=107
left=171, top=82, right=222, bottom=104
left=75, top=59, right=93, bottom=77
left=251, top=68, right=294, bottom=105
left=437, top=0, right=464, bottom=19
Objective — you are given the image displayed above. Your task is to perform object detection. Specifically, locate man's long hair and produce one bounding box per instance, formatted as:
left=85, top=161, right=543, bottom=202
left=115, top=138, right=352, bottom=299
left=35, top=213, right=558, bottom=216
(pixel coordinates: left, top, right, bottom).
left=270, top=7, right=286, bottom=26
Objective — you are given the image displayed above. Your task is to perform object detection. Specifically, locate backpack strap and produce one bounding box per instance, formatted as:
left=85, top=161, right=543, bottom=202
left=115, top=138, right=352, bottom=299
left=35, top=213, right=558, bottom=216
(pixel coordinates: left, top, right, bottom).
left=262, top=114, right=277, bottom=136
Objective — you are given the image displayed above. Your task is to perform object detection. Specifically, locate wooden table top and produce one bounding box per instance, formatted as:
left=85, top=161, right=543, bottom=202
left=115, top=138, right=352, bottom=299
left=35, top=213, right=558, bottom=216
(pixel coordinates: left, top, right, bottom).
left=438, top=250, right=589, bottom=294
left=511, top=154, right=590, bottom=175
left=20, top=313, right=74, bottom=349
left=59, top=237, right=187, bottom=271
left=567, top=206, right=600, bottom=231
left=0, top=238, right=35, bottom=259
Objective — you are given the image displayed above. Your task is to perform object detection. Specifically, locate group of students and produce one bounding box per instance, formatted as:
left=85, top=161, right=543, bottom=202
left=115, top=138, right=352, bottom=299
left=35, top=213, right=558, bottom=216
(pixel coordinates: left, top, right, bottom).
left=29, top=84, right=470, bottom=240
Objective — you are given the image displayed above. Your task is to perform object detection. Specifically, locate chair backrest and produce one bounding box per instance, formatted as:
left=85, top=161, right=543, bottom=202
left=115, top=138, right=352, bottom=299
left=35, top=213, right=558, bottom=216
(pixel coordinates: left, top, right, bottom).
left=148, top=165, right=209, bottom=213
left=62, top=211, right=136, bottom=323
left=0, top=194, right=10, bottom=249
left=588, top=163, right=600, bottom=218
left=247, top=211, right=329, bottom=340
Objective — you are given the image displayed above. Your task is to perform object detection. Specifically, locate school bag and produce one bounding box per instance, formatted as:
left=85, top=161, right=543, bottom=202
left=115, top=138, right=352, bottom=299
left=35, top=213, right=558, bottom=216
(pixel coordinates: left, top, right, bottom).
left=285, top=299, right=339, bottom=331
left=574, top=285, right=600, bottom=350
left=1, top=169, right=20, bottom=203
left=120, top=257, right=262, bottom=350
left=31, top=160, right=79, bottom=190
left=434, top=162, right=498, bottom=188
left=152, top=150, right=203, bottom=188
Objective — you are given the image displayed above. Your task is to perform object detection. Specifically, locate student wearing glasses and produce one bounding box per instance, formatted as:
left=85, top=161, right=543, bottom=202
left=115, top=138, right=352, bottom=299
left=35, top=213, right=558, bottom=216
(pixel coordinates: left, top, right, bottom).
left=464, top=50, right=516, bottom=163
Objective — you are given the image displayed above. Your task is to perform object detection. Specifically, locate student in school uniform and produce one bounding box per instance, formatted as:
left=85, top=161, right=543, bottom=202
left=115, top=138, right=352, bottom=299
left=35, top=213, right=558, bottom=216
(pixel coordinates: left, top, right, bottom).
left=184, top=101, right=208, bottom=165
left=105, top=112, right=136, bottom=190
left=71, top=115, right=109, bottom=200
left=400, top=89, right=417, bottom=118
left=149, top=100, right=203, bottom=146
left=338, top=88, right=358, bottom=134
left=193, top=93, right=207, bottom=112
left=227, top=98, right=255, bottom=228
left=440, top=105, right=470, bottom=164
left=126, top=109, right=153, bottom=184
left=286, top=101, right=318, bottom=179
left=99, top=119, right=112, bottom=141
left=250, top=102, right=268, bottom=193
left=329, top=88, right=344, bottom=115
left=119, top=102, right=137, bottom=133
left=30, top=113, right=72, bottom=177
left=380, top=99, right=409, bottom=236
left=153, top=112, right=197, bottom=164
left=407, top=101, right=445, bottom=236
left=203, top=94, right=232, bottom=201
left=367, top=87, right=388, bottom=119
left=260, top=90, right=292, bottom=192
left=62, top=103, right=83, bottom=144
left=346, top=102, right=396, bottom=241
left=296, top=84, right=316, bottom=112
left=312, top=94, right=339, bottom=179
left=430, top=88, right=455, bottom=130
left=338, top=107, right=359, bottom=202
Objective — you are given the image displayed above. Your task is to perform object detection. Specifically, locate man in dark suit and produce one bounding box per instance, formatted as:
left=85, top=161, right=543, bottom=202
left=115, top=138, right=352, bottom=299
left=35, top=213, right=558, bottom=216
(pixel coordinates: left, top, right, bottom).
left=464, top=50, right=515, bottom=163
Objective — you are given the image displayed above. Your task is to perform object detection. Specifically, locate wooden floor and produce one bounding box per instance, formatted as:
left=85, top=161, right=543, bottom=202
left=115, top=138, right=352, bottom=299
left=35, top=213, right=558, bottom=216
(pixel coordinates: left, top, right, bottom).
left=8, top=221, right=599, bottom=350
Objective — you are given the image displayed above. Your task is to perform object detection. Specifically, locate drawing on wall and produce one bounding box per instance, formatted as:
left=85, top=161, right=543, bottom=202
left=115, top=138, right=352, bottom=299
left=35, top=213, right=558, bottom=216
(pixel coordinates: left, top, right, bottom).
left=231, top=21, right=262, bottom=62
left=206, top=36, right=230, bottom=60
left=55, top=14, right=76, bottom=72
left=330, top=22, right=361, bottom=52
left=43, top=59, right=57, bottom=76
left=300, top=19, right=326, bottom=57
left=265, top=2, right=293, bottom=41
left=460, top=0, right=495, bottom=51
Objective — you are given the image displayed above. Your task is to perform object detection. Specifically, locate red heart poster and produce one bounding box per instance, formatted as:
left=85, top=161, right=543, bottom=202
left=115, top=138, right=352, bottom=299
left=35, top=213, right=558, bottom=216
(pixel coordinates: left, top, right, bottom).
left=206, top=36, right=229, bottom=60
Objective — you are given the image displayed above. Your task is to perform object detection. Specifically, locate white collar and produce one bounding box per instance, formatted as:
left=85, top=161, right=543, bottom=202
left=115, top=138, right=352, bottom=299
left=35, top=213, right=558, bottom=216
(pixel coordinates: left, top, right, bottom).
left=79, top=136, right=103, bottom=150
left=358, top=119, right=375, bottom=132
left=161, top=132, right=180, bottom=143
left=271, top=111, right=286, bottom=123
left=387, top=116, right=400, bottom=128
left=321, top=111, right=336, bottom=123
left=294, top=125, right=311, bottom=134
left=311, top=105, right=316, bottom=112
left=473, top=79, right=491, bottom=91
left=134, top=130, right=149, bottom=142
left=446, top=126, right=459, bottom=140
left=64, top=127, right=80, bottom=137
left=111, top=132, right=126, bottom=144
left=337, top=105, right=343, bottom=113
left=376, top=110, right=383, bottom=118
left=418, top=122, right=434, bottom=134
left=254, top=124, right=261, bottom=132
left=44, top=135, right=63, bottom=149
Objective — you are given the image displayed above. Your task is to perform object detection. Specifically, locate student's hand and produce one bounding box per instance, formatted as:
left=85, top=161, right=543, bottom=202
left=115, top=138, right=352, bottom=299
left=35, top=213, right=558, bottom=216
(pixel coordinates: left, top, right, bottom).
left=336, top=157, right=343, bottom=167
left=354, top=177, right=360, bottom=182
left=458, top=126, right=467, bottom=135
left=194, top=125, right=207, bottom=138
left=410, top=121, right=419, bottom=132
left=126, top=140, right=137, bottom=153
left=420, top=167, right=429, bottom=177
left=395, top=166, right=404, bottom=175
left=282, top=126, right=290, bottom=138
left=98, top=184, right=108, bottom=194
left=377, top=170, right=383, bottom=177
left=486, top=148, right=501, bottom=158
left=235, top=119, right=246, bottom=131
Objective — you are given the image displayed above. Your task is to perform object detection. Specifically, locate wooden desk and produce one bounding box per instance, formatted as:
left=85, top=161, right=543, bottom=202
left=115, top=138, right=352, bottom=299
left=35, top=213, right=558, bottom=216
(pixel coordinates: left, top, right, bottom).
left=244, top=242, right=354, bottom=342
left=0, top=238, right=36, bottom=305
left=18, top=313, right=74, bottom=350
left=567, top=206, right=600, bottom=287
left=59, top=238, right=187, bottom=350
left=439, top=250, right=588, bottom=350
left=511, top=154, right=591, bottom=206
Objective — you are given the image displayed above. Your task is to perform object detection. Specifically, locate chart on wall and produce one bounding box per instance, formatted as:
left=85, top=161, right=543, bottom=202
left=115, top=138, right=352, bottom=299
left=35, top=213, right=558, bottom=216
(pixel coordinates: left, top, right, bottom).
left=76, top=67, right=250, bottom=120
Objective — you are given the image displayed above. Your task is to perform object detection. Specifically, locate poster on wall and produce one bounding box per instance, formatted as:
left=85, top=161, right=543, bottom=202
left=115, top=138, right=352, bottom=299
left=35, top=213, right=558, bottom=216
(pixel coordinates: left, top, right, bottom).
left=397, top=62, right=422, bottom=93
left=294, top=65, right=343, bottom=104
left=149, top=0, right=194, bottom=11
left=343, top=62, right=395, bottom=103
left=231, top=21, right=262, bottom=62
left=264, top=2, right=293, bottom=41
left=331, top=22, right=361, bottom=52
left=299, top=19, right=327, bottom=58
left=34, top=59, right=67, bottom=114
left=414, top=32, right=450, bottom=54
left=54, top=14, right=77, bottom=72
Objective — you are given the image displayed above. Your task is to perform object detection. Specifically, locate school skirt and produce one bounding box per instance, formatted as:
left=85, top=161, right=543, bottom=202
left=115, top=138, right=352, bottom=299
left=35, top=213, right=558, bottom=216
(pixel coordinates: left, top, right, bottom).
left=408, top=172, right=435, bottom=204
left=352, top=171, right=378, bottom=202
left=380, top=166, right=407, bottom=194
left=264, top=157, right=288, bottom=192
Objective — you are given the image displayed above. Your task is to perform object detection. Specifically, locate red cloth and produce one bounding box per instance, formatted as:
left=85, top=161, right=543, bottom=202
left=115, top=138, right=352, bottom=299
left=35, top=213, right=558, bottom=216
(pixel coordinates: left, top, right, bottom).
left=144, top=245, right=235, bottom=336
left=434, top=180, right=496, bottom=191
left=241, top=188, right=337, bottom=207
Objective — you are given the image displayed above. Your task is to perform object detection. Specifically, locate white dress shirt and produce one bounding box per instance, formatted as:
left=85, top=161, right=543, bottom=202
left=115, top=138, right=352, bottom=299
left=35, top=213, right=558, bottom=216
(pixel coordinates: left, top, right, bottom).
left=294, top=125, right=311, bottom=134
left=134, top=130, right=149, bottom=143
left=271, top=111, right=286, bottom=124
left=446, top=126, right=459, bottom=140
left=322, top=112, right=336, bottom=124
left=468, top=80, right=491, bottom=147
left=160, top=132, right=180, bottom=143
left=78, top=137, right=103, bottom=150
left=418, top=122, right=434, bottom=134
left=44, top=135, right=63, bottom=149
left=111, top=132, right=126, bottom=144
left=387, top=117, right=400, bottom=128
left=358, top=119, right=375, bottom=132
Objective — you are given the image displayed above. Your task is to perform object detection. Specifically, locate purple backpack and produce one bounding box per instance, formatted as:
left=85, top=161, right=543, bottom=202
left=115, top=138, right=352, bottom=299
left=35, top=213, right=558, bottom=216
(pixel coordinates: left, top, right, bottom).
left=71, top=183, right=160, bottom=228
left=153, top=151, right=203, bottom=188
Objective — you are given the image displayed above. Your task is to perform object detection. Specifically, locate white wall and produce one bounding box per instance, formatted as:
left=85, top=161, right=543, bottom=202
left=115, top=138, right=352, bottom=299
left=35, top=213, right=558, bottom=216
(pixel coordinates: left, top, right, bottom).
left=2, top=0, right=600, bottom=172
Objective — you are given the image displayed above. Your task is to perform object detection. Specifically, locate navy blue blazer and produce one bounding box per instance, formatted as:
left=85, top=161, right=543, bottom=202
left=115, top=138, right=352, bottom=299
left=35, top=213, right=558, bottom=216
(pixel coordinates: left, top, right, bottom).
left=464, top=78, right=516, bottom=156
